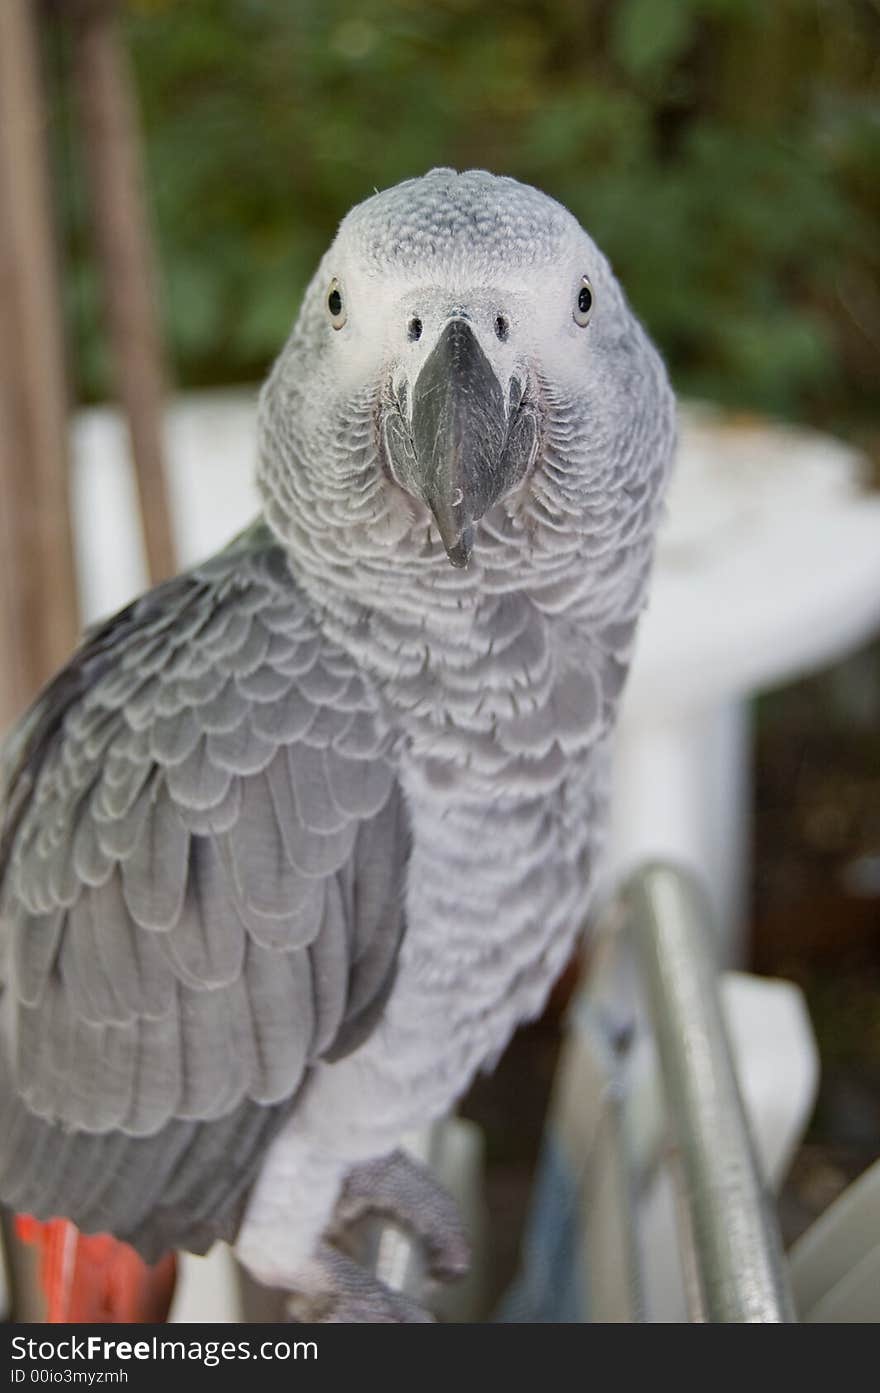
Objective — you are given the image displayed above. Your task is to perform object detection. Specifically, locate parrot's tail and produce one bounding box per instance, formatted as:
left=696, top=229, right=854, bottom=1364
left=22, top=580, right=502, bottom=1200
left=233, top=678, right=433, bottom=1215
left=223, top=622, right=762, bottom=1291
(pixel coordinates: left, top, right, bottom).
left=15, top=1215, right=177, bottom=1323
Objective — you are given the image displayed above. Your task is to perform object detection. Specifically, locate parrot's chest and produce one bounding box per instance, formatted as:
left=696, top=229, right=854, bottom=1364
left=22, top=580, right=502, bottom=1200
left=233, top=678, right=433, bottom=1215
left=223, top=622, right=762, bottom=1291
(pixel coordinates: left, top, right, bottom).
left=408, top=748, right=597, bottom=1022
left=295, top=601, right=612, bottom=1153
left=327, top=722, right=608, bottom=1145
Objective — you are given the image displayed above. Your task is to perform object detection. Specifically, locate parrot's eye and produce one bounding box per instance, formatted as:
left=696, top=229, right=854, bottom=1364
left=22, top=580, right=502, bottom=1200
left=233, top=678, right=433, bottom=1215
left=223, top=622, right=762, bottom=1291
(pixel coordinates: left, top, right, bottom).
left=574, top=277, right=594, bottom=327
left=327, top=279, right=346, bottom=329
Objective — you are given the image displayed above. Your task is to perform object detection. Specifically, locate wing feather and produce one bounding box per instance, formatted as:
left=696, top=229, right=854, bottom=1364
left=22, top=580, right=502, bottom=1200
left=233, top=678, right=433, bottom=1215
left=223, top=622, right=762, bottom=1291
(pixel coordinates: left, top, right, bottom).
left=0, top=522, right=408, bottom=1256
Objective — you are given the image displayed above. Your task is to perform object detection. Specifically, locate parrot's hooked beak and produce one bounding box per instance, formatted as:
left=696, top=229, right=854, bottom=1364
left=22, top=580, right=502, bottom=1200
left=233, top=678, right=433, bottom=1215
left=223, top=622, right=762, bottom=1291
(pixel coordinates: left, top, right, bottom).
left=383, top=318, right=537, bottom=568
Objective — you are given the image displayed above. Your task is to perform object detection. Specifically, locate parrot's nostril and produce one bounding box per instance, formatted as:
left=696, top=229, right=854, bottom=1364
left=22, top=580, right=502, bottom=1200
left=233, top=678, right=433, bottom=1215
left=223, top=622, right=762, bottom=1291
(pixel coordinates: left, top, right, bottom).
left=407, top=317, right=423, bottom=342
left=495, top=315, right=509, bottom=342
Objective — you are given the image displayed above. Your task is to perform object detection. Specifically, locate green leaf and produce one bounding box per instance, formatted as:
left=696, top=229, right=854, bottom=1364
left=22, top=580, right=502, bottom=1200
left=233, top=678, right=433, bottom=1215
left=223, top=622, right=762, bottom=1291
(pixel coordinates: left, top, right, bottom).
left=611, top=0, right=696, bottom=81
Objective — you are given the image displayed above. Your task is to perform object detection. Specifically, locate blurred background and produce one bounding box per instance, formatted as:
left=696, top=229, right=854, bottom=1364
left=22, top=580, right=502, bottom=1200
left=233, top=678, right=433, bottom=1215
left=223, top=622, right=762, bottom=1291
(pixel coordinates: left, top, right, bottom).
left=1, top=0, right=878, bottom=1313
left=65, top=0, right=880, bottom=434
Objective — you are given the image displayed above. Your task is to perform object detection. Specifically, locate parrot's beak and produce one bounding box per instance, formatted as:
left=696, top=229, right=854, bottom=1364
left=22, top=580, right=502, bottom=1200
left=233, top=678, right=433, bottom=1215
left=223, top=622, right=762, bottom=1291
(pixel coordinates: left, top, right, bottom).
left=383, top=318, right=536, bottom=568
left=409, top=318, right=507, bottom=568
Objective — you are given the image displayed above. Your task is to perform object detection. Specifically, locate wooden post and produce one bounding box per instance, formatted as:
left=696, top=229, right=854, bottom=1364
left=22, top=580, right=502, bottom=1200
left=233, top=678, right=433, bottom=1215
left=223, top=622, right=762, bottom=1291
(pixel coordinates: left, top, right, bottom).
left=0, top=0, right=81, bottom=727
left=0, top=303, right=28, bottom=733
left=0, top=263, right=31, bottom=732
left=69, top=0, right=177, bottom=584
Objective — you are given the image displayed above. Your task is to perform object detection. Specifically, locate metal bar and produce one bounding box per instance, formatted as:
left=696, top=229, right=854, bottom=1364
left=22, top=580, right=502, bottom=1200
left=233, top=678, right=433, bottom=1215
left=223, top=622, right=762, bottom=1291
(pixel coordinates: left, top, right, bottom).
left=582, top=1071, right=645, bottom=1322
left=552, top=988, right=645, bottom=1322
left=623, top=863, right=797, bottom=1322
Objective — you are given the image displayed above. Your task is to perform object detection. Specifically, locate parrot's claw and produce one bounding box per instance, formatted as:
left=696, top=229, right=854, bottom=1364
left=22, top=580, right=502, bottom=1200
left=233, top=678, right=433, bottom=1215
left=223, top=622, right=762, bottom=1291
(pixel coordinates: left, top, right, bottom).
left=286, top=1152, right=468, bottom=1322
left=332, top=1148, right=471, bottom=1282
left=286, top=1243, right=434, bottom=1324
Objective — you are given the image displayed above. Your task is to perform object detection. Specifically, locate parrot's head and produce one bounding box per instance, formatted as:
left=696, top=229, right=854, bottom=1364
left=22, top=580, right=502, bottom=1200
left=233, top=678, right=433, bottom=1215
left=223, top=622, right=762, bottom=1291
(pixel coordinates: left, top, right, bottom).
left=258, top=168, right=674, bottom=589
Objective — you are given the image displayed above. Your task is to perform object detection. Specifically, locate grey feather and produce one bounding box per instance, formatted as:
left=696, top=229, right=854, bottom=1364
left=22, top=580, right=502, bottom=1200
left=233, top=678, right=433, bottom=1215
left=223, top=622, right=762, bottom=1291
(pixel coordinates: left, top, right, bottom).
left=164, top=837, right=246, bottom=988
left=60, top=892, right=129, bottom=1026
left=174, top=774, right=242, bottom=836
left=243, top=942, right=314, bottom=1106
left=164, top=739, right=232, bottom=810
left=177, top=985, right=244, bottom=1120
left=290, top=744, right=350, bottom=835
left=93, top=872, right=176, bottom=1019
left=0, top=521, right=407, bottom=1256
left=206, top=718, right=276, bottom=776
left=11, top=907, right=63, bottom=1008
left=94, top=774, right=155, bottom=861
left=125, top=1007, right=183, bottom=1136
left=121, top=792, right=190, bottom=931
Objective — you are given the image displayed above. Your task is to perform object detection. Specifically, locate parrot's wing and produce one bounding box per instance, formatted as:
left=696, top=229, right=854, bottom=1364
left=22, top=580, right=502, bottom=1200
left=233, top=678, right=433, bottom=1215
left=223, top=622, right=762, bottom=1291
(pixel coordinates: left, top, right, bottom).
left=0, top=521, right=408, bottom=1259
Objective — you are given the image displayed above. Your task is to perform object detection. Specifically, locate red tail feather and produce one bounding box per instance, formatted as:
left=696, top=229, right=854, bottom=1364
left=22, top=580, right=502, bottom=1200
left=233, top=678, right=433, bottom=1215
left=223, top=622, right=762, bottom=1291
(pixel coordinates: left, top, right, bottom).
left=15, top=1215, right=177, bottom=1323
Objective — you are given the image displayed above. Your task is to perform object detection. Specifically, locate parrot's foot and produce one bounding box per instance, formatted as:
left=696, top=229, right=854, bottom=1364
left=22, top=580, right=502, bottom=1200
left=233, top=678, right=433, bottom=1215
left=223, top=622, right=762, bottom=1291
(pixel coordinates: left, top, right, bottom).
left=332, top=1148, right=471, bottom=1282
left=285, top=1150, right=469, bottom=1323
left=286, top=1243, right=434, bottom=1323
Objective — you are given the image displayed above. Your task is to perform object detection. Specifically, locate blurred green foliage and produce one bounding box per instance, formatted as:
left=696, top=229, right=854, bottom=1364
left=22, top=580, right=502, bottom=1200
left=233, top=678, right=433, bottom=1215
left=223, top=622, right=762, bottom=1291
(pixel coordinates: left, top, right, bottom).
left=55, top=0, right=879, bottom=440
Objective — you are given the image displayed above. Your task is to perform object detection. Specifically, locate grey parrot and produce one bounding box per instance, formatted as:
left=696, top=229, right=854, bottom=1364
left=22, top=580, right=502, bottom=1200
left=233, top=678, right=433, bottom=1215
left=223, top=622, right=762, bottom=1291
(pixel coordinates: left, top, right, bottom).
left=0, top=168, right=675, bottom=1320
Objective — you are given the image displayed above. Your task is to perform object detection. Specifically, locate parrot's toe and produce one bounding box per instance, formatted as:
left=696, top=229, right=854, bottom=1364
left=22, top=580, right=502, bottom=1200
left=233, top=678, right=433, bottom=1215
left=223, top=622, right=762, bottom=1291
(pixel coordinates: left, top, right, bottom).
left=286, top=1244, right=434, bottom=1324
left=332, top=1148, right=471, bottom=1282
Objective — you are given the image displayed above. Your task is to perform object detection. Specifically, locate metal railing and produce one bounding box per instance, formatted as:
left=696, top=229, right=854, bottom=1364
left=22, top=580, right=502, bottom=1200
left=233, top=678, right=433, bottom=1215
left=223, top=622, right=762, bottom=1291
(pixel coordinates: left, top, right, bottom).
left=369, top=862, right=798, bottom=1322
left=622, top=864, right=796, bottom=1322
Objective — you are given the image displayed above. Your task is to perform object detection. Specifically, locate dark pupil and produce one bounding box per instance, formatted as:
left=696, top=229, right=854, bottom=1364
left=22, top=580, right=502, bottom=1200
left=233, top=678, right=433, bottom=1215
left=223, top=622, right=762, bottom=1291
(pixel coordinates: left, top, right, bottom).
left=328, top=289, right=342, bottom=317
left=578, top=285, right=592, bottom=315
